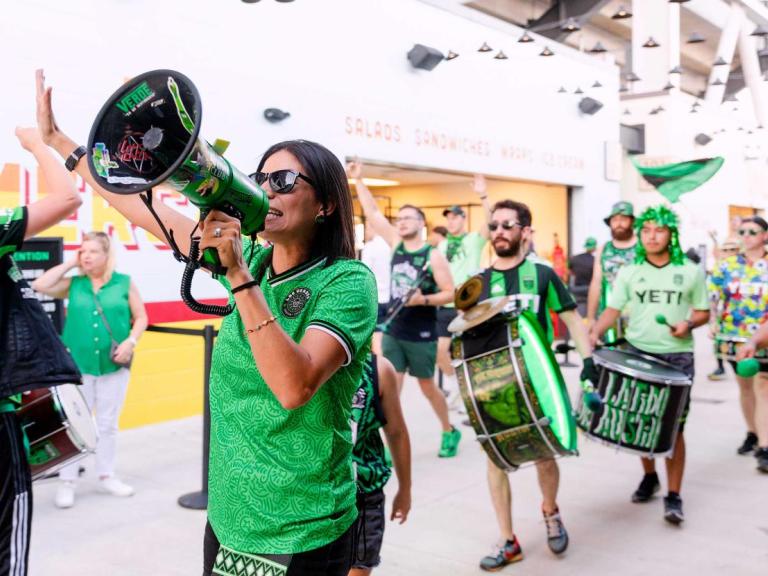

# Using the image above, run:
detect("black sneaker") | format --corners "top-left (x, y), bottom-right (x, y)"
top-left (737, 432), bottom-right (759, 455)
top-left (479, 538), bottom-right (523, 572)
top-left (707, 367), bottom-right (727, 381)
top-left (543, 508), bottom-right (569, 555)
top-left (631, 472), bottom-right (660, 503)
top-left (663, 493), bottom-right (684, 525)
top-left (756, 447), bottom-right (768, 474)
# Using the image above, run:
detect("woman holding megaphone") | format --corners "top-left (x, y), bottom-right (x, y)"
top-left (36, 70), bottom-right (377, 574)
top-left (736, 323), bottom-right (768, 474)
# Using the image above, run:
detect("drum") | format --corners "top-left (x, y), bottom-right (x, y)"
top-left (17, 385), bottom-right (97, 480)
top-left (715, 334), bottom-right (768, 364)
top-left (577, 348), bottom-right (691, 457)
top-left (451, 309), bottom-right (577, 472)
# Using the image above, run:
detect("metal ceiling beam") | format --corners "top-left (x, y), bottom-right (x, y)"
top-left (528, 0), bottom-right (613, 41)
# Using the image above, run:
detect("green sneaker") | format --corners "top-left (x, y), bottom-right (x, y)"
top-left (439, 426), bottom-right (462, 458)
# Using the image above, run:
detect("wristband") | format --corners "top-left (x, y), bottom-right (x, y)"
top-left (231, 279), bottom-right (259, 294)
top-left (128, 336), bottom-right (138, 346)
top-left (65, 145), bottom-right (86, 172)
top-left (686, 320), bottom-right (696, 332)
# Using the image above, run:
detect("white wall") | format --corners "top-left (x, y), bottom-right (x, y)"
top-left (0, 0), bottom-right (621, 306)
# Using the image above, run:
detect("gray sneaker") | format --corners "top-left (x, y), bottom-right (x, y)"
top-left (543, 508), bottom-right (569, 555)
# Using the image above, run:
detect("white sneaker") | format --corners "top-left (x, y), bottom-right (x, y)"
top-left (55, 482), bottom-right (76, 509)
top-left (98, 477), bottom-right (135, 497)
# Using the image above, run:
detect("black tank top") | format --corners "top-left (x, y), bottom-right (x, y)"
top-left (387, 243), bottom-right (438, 342)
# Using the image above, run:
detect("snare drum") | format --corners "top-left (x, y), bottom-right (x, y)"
top-left (17, 385), bottom-right (97, 480)
top-left (577, 349), bottom-right (691, 457)
top-left (715, 334), bottom-right (768, 364)
top-left (451, 310), bottom-right (577, 472)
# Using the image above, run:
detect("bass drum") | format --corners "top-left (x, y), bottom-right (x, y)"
top-left (451, 309), bottom-right (577, 472)
top-left (17, 384), bottom-right (97, 480)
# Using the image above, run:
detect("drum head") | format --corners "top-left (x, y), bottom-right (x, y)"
top-left (54, 385), bottom-right (98, 450)
top-left (517, 312), bottom-right (577, 452)
top-left (447, 296), bottom-right (509, 333)
top-left (593, 349), bottom-right (690, 385)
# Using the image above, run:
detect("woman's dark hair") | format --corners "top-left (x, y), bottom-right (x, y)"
top-left (491, 199), bottom-right (533, 227)
top-left (256, 140), bottom-right (355, 265)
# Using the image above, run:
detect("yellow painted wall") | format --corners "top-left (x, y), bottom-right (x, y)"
top-left (118, 319), bottom-right (222, 430)
top-left (358, 178), bottom-right (569, 264)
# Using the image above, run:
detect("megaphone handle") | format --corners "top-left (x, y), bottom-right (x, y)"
top-left (201, 247), bottom-right (228, 278)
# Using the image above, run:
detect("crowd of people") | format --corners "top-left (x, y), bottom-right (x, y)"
top-left (0, 69), bottom-right (766, 576)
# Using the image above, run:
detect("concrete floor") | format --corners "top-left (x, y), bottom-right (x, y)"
top-left (30, 334), bottom-right (768, 575)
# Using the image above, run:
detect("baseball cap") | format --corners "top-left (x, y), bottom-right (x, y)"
top-left (603, 201), bottom-right (634, 225)
top-left (741, 215), bottom-right (768, 231)
top-left (442, 205), bottom-right (466, 217)
top-left (584, 237), bottom-right (597, 250)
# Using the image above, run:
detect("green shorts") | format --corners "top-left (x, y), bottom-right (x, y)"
top-left (381, 334), bottom-right (437, 379)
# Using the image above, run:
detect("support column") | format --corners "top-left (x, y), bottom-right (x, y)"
top-left (631, 0), bottom-right (680, 93)
top-left (705, 3), bottom-right (744, 108)
top-left (738, 19), bottom-right (768, 127)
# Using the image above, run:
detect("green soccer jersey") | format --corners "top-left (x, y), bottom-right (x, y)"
top-left (607, 260), bottom-right (708, 354)
top-left (485, 258), bottom-right (577, 343)
top-left (439, 232), bottom-right (486, 307)
top-left (351, 354), bottom-right (391, 494)
top-left (207, 240), bottom-right (377, 555)
top-left (1, 206), bottom-right (27, 407)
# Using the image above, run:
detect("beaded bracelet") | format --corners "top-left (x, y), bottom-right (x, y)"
top-left (245, 316), bottom-right (276, 334)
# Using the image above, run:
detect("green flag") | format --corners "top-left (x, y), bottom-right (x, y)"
top-left (631, 156), bottom-right (724, 203)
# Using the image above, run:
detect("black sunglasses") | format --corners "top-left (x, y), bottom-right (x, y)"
top-left (738, 228), bottom-right (762, 237)
top-left (488, 220), bottom-right (521, 232)
top-left (249, 169), bottom-right (316, 194)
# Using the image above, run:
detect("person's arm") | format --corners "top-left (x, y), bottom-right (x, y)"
top-left (738, 322), bottom-right (768, 360)
top-left (586, 244), bottom-right (603, 325)
top-left (590, 307), bottom-right (622, 347)
top-left (378, 356), bottom-right (411, 524)
top-left (31, 255), bottom-right (77, 299)
top-left (113, 280), bottom-right (149, 365)
top-left (346, 160), bottom-right (399, 247)
top-left (670, 269), bottom-right (711, 338)
top-left (473, 174), bottom-right (493, 240)
top-left (35, 69), bottom-right (196, 254)
top-left (560, 310), bottom-right (592, 359)
top-left (200, 210), bottom-right (376, 409)
top-left (15, 127), bottom-right (81, 239)
top-left (408, 249), bottom-right (454, 307)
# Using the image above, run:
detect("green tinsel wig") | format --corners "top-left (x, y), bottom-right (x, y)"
top-left (633, 204), bottom-right (685, 265)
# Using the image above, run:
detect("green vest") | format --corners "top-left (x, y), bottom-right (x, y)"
top-left (600, 241), bottom-right (636, 312)
top-left (62, 273), bottom-right (132, 376)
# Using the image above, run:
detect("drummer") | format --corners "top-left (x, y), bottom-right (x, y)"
top-left (708, 216), bottom-right (768, 457)
top-left (586, 201), bottom-right (637, 335)
top-left (591, 205), bottom-right (709, 525)
top-left (735, 319), bottom-right (768, 473)
top-left (475, 199), bottom-right (598, 571)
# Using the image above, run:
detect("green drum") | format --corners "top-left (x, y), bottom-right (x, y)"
top-left (715, 334), bottom-right (768, 364)
top-left (451, 310), bottom-right (577, 472)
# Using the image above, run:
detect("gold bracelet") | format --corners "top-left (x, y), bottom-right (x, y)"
top-left (245, 316), bottom-right (276, 334)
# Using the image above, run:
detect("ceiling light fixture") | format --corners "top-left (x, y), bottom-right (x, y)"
top-left (446, 50), bottom-right (459, 60)
top-left (751, 25), bottom-right (768, 37)
top-left (687, 32), bottom-right (706, 44)
top-left (518, 31), bottom-right (534, 43)
top-left (711, 77), bottom-right (725, 86)
top-left (540, 46), bottom-right (555, 57)
top-left (713, 56), bottom-right (729, 66)
top-left (478, 42), bottom-right (492, 53)
top-left (612, 5), bottom-right (632, 19)
top-left (643, 37), bottom-right (660, 48)
top-left (669, 65), bottom-right (683, 74)
top-left (588, 42), bottom-right (607, 54)
top-left (561, 18), bottom-right (581, 33)
top-left (494, 50), bottom-right (508, 60)
top-left (625, 71), bottom-right (641, 82)
top-left (346, 178), bottom-right (400, 188)
top-left (592, 80), bottom-right (603, 88)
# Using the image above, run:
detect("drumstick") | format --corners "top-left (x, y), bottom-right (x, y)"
top-left (736, 358), bottom-right (760, 378)
top-left (655, 314), bottom-right (674, 329)
top-left (580, 380), bottom-right (604, 412)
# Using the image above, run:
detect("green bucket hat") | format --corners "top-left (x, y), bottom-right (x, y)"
top-left (584, 237), bottom-right (597, 250)
top-left (603, 201), bottom-right (635, 225)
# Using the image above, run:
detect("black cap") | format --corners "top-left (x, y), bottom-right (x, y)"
top-left (742, 215), bottom-right (768, 231)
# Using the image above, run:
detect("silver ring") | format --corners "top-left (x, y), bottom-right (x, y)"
top-left (214, 227), bottom-right (222, 238)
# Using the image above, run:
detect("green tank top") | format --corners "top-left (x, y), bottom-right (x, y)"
top-left (600, 241), bottom-right (636, 312)
top-left (62, 273), bottom-right (132, 376)
top-left (351, 355), bottom-right (391, 494)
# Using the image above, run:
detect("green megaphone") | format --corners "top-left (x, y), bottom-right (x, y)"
top-left (87, 70), bottom-right (269, 315)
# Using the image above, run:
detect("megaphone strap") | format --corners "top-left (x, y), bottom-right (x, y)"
top-left (139, 190), bottom-right (189, 264)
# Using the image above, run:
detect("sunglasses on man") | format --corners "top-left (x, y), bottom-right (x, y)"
top-left (738, 228), bottom-right (763, 237)
top-left (249, 169), bottom-right (316, 194)
top-left (488, 220), bottom-right (521, 232)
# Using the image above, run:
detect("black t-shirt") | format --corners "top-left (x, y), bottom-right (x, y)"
top-left (387, 243), bottom-right (438, 342)
top-left (568, 251), bottom-right (594, 292)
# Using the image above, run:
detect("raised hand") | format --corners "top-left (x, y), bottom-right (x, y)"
top-left (35, 69), bottom-right (61, 146)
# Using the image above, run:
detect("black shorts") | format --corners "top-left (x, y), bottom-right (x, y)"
top-left (436, 307), bottom-right (458, 338)
top-left (626, 344), bottom-right (694, 433)
top-left (351, 489), bottom-right (386, 569)
top-left (374, 303), bottom-right (388, 333)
